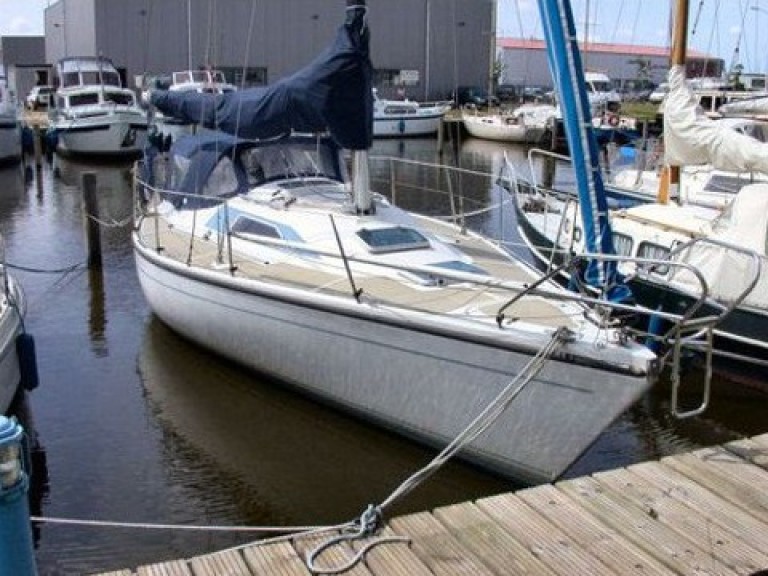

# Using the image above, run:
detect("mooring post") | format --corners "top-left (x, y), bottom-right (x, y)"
top-left (33, 126), bottom-right (42, 171)
top-left (82, 172), bottom-right (102, 268)
top-left (0, 416), bottom-right (38, 576)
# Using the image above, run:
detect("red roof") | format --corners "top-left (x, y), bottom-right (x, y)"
top-left (497, 37), bottom-right (716, 60)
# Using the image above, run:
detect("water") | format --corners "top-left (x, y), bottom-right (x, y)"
top-left (3, 138), bottom-right (766, 575)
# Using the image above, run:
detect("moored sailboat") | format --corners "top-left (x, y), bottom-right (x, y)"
top-left (133, 0), bottom-right (722, 484)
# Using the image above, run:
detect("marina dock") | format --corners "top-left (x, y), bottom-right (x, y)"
top-left (93, 433), bottom-right (768, 575)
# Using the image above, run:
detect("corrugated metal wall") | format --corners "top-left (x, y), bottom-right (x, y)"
top-left (45, 0), bottom-right (493, 101)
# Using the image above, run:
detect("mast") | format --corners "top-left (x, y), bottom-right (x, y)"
top-left (536, 0), bottom-right (628, 300)
top-left (664, 0), bottom-right (689, 204)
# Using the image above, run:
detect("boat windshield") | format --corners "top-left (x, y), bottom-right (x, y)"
top-left (240, 142), bottom-right (339, 185)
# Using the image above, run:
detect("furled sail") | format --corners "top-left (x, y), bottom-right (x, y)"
top-left (663, 65), bottom-right (768, 172)
top-left (149, 2), bottom-right (373, 151)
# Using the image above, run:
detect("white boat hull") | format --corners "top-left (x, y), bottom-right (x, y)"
top-left (0, 277), bottom-right (24, 413)
top-left (373, 112), bottom-right (445, 137)
top-left (135, 242), bottom-right (653, 484)
top-left (0, 116), bottom-right (21, 164)
top-left (52, 112), bottom-right (148, 157)
top-left (463, 114), bottom-right (547, 143)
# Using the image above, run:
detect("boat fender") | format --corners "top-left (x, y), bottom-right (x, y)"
top-left (16, 333), bottom-right (39, 391)
top-left (398, 119), bottom-right (405, 134)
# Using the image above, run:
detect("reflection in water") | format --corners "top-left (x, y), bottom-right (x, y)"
top-left (139, 317), bottom-right (511, 526)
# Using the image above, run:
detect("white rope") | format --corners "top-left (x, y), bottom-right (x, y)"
top-left (305, 326), bottom-right (572, 574)
top-left (29, 516), bottom-right (325, 533)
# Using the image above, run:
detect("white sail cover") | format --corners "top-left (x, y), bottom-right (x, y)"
top-left (670, 183), bottom-right (768, 308)
top-left (664, 65), bottom-right (768, 173)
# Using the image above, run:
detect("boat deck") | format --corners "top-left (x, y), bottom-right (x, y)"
top-left (136, 214), bottom-right (581, 330)
top-left (93, 433), bottom-right (768, 575)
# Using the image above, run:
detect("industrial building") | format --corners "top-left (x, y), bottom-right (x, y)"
top-left (35, 0), bottom-right (495, 102)
top-left (497, 37), bottom-right (724, 94)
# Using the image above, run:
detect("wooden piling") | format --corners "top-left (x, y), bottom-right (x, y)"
top-left (82, 172), bottom-right (102, 268)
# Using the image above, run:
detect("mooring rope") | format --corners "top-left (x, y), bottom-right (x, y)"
top-left (29, 327), bottom-right (572, 575)
top-left (305, 326), bottom-right (573, 574)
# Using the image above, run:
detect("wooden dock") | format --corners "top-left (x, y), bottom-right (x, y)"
top-left (94, 434), bottom-right (768, 575)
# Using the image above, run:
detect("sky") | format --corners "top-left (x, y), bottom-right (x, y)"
top-left (1, 0), bottom-right (767, 73)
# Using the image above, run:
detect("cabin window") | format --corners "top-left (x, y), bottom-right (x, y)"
top-left (62, 72), bottom-right (80, 87)
top-left (612, 232), bottom-right (633, 256)
top-left (82, 71), bottom-right (101, 85)
top-left (202, 157), bottom-right (239, 198)
top-left (102, 71), bottom-right (121, 86)
top-left (69, 93), bottom-right (99, 107)
top-left (231, 216), bottom-right (281, 239)
top-left (637, 242), bottom-right (670, 275)
top-left (103, 92), bottom-right (134, 106)
top-left (357, 226), bottom-right (430, 253)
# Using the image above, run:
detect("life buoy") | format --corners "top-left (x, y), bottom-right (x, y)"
top-left (607, 114), bottom-right (620, 127)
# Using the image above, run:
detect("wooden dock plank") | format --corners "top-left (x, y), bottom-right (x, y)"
top-left (432, 500), bottom-right (559, 575)
top-left (476, 492), bottom-right (618, 576)
top-left (517, 484), bottom-right (676, 575)
top-left (290, 532), bottom-right (374, 576)
top-left (593, 466), bottom-right (768, 573)
top-left (241, 540), bottom-right (312, 576)
top-left (556, 475), bottom-right (739, 575)
top-left (349, 526), bottom-right (435, 576)
top-left (136, 560), bottom-right (192, 576)
top-left (187, 549), bottom-right (253, 576)
top-left (662, 448), bottom-right (768, 523)
top-left (723, 436), bottom-right (768, 469)
top-left (389, 510), bottom-right (496, 575)
top-left (631, 460), bottom-right (768, 555)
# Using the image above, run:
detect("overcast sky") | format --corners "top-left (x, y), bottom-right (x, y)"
top-left (2, 0), bottom-right (766, 73)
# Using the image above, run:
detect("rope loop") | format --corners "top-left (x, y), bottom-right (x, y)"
top-left (305, 504), bottom-right (409, 575)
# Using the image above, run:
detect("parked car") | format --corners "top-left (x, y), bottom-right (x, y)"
top-left (454, 85), bottom-right (499, 108)
top-left (26, 86), bottom-right (55, 110)
top-left (495, 84), bottom-right (518, 103)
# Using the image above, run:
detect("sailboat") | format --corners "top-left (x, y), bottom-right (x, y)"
top-left (513, 0), bottom-right (768, 375)
top-left (133, 0), bottom-right (719, 484)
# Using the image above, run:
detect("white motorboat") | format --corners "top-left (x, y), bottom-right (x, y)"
top-left (142, 69), bottom-right (237, 144)
top-left (135, 0), bottom-right (716, 484)
top-left (373, 90), bottom-right (451, 137)
top-left (48, 57), bottom-right (148, 158)
top-left (462, 104), bottom-right (555, 143)
top-left (0, 78), bottom-right (21, 165)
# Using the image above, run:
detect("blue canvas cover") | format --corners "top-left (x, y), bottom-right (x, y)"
top-left (150, 3), bottom-right (373, 151)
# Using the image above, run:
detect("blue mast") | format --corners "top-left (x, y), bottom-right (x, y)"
top-left (536, 0), bottom-right (630, 302)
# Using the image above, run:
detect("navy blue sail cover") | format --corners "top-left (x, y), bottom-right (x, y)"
top-left (150, 3), bottom-right (373, 150)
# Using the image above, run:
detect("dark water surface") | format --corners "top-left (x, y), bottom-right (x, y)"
top-left (3, 138), bottom-right (766, 575)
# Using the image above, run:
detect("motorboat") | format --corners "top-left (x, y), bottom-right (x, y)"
top-left (48, 57), bottom-right (148, 158)
top-left (0, 78), bottom-right (21, 165)
top-left (134, 0), bottom-right (713, 484)
top-left (372, 89), bottom-right (451, 137)
top-left (142, 69), bottom-right (237, 144)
